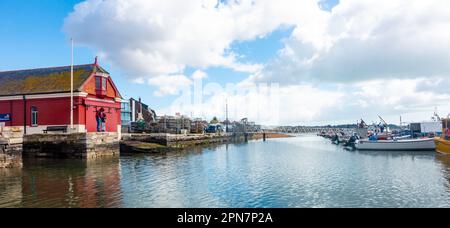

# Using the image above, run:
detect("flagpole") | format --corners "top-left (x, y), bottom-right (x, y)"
top-left (70, 38), bottom-right (74, 132)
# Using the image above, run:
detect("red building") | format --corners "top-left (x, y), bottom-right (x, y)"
top-left (0, 59), bottom-right (122, 135)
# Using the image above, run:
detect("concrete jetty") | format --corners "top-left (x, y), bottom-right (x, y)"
top-left (121, 133), bottom-right (243, 154)
top-left (122, 133), bottom-right (241, 148)
top-left (120, 132), bottom-right (294, 154)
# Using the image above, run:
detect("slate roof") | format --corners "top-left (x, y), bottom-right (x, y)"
top-left (0, 64), bottom-right (109, 96)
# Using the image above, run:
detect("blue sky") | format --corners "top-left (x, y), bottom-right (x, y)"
top-left (2, 0), bottom-right (448, 125)
top-left (0, 0), bottom-right (154, 104)
top-left (0, 0), bottom-right (154, 105)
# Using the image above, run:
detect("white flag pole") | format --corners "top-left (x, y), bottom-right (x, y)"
top-left (70, 38), bottom-right (74, 132)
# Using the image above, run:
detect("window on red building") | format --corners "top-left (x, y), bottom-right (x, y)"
top-left (95, 76), bottom-right (107, 96)
top-left (31, 106), bottom-right (38, 127)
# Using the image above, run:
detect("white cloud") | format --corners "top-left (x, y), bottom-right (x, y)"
top-left (231, 0), bottom-right (450, 124)
top-left (65, 0), bottom-right (450, 85)
top-left (158, 81), bottom-right (345, 125)
top-left (148, 74), bottom-right (192, 97)
top-left (191, 70), bottom-right (208, 80)
top-left (64, 0), bottom-right (326, 79)
top-left (253, 0), bottom-right (450, 84)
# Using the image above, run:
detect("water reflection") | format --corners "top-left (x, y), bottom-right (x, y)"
top-left (19, 158), bottom-right (122, 208)
top-left (0, 168), bottom-right (22, 208)
top-left (436, 155), bottom-right (450, 191)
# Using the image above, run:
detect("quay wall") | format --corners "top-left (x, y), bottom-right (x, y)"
top-left (0, 140), bottom-right (22, 168)
top-left (122, 133), bottom-right (258, 148)
top-left (23, 133), bottom-right (120, 159)
top-left (1, 126), bottom-right (24, 168)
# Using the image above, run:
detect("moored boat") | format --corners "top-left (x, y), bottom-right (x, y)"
top-left (356, 138), bottom-right (436, 151)
top-left (435, 118), bottom-right (450, 154)
top-left (435, 137), bottom-right (450, 154)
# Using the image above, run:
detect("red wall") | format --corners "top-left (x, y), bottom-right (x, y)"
top-left (0, 100), bottom-right (19, 127)
top-left (0, 97), bottom-right (83, 127)
top-left (0, 96), bottom-right (120, 133)
top-left (84, 96), bottom-right (121, 132)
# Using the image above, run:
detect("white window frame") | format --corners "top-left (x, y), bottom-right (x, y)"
top-left (31, 107), bottom-right (38, 127)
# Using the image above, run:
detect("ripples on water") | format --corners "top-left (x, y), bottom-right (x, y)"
top-left (1, 135), bottom-right (450, 208)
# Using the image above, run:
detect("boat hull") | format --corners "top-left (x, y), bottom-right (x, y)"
top-left (435, 137), bottom-right (450, 154)
top-left (356, 138), bottom-right (436, 151)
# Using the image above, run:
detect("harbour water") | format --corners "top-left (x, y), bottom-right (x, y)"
top-left (1, 135), bottom-right (450, 208)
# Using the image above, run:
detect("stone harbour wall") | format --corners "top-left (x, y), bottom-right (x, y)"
top-left (122, 132), bottom-right (258, 148)
top-left (0, 141), bottom-right (23, 168)
top-left (23, 133), bottom-right (120, 159)
top-left (85, 133), bottom-right (120, 159)
top-left (1, 126), bottom-right (24, 168)
top-left (165, 133), bottom-right (235, 148)
top-left (122, 133), bottom-right (169, 145)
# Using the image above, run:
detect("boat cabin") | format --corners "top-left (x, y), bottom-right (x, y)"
top-left (441, 118), bottom-right (450, 139)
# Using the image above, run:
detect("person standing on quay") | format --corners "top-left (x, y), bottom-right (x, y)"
top-left (96, 108), bottom-right (105, 132)
top-left (101, 109), bottom-right (107, 132)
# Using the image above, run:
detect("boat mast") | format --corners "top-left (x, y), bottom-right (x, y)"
top-left (225, 99), bottom-right (229, 133)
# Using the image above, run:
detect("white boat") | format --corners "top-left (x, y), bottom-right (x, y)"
top-left (355, 138), bottom-right (436, 151)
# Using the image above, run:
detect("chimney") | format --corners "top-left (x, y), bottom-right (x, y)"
top-left (94, 56), bottom-right (98, 66)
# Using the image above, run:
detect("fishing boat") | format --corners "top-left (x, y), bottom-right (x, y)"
top-left (342, 134), bottom-right (359, 148)
top-left (435, 118), bottom-right (450, 154)
top-left (356, 138), bottom-right (436, 151)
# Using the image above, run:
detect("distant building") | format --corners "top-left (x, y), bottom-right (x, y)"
top-left (230, 118), bottom-right (261, 133)
top-left (129, 98), bottom-right (156, 123)
top-left (0, 59), bottom-right (122, 135)
top-left (121, 97), bottom-right (157, 133)
top-left (120, 101), bottom-right (132, 132)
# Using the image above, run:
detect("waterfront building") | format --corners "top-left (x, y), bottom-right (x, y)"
top-left (120, 101), bottom-right (132, 133)
top-left (122, 98), bottom-right (157, 133)
top-left (129, 98), bottom-right (157, 123)
top-left (0, 59), bottom-right (122, 135)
